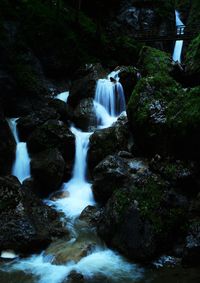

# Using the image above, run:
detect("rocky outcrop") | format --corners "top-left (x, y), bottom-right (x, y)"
top-left (97, 172), bottom-right (188, 262)
top-left (31, 148), bottom-right (65, 197)
top-left (17, 107), bottom-right (59, 141)
top-left (68, 64), bottom-right (107, 108)
top-left (27, 119), bottom-right (75, 165)
top-left (88, 113), bottom-right (132, 173)
top-left (73, 98), bottom-right (97, 131)
top-left (0, 115), bottom-right (16, 175)
top-left (92, 154), bottom-right (149, 203)
top-left (0, 176), bottom-right (67, 254)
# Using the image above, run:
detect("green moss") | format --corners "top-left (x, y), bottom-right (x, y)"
top-left (138, 46), bottom-right (172, 76)
top-left (185, 34), bottom-right (200, 75)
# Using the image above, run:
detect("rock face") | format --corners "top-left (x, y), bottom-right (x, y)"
top-left (0, 116), bottom-right (16, 175)
top-left (17, 107), bottom-right (59, 141)
top-left (127, 47), bottom-right (200, 159)
top-left (73, 98), bottom-right (97, 131)
top-left (88, 113), bottom-right (132, 173)
top-left (97, 170), bottom-right (188, 262)
top-left (27, 119), bottom-right (75, 165)
top-left (92, 154), bottom-right (149, 203)
top-left (68, 64), bottom-right (107, 108)
top-left (0, 176), bottom-right (67, 254)
top-left (31, 148), bottom-right (65, 197)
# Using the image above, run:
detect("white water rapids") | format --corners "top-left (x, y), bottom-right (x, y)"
top-left (1, 72), bottom-right (144, 283)
top-left (172, 10), bottom-right (185, 63)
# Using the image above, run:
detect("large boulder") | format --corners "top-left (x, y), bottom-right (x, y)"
top-left (92, 154), bottom-right (149, 203)
top-left (88, 113), bottom-right (132, 173)
top-left (0, 115), bottom-right (16, 175)
top-left (17, 107), bottom-right (59, 141)
top-left (0, 176), bottom-right (67, 254)
top-left (68, 64), bottom-right (107, 108)
top-left (31, 148), bottom-right (65, 197)
top-left (48, 98), bottom-right (74, 124)
top-left (73, 98), bottom-right (97, 131)
top-left (127, 72), bottom-right (200, 159)
top-left (27, 119), bottom-right (75, 165)
top-left (97, 174), bottom-right (188, 262)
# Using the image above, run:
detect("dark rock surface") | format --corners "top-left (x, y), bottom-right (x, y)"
top-left (0, 115), bottom-right (16, 175)
top-left (0, 176), bottom-right (67, 254)
top-left (31, 148), bottom-right (65, 197)
top-left (88, 113), bottom-right (132, 173)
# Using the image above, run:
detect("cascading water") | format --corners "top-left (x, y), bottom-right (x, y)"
top-left (55, 91), bottom-right (69, 103)
top-left (8, 118), bottom-right (30, 183)
top-left (1, 72), bottom-right (143, 283)
top-left (173, 10), bottom-right (185, 62)
top-left (94, 70), bottom-right (126, 118)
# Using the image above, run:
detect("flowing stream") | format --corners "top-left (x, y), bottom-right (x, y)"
top-left (172, 10), bottom-right (185, 62)
top-left (8, 118), bottom-right (31, 183)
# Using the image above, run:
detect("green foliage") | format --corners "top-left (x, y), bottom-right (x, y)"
top-left (185, 34), bottom-right (200, 75)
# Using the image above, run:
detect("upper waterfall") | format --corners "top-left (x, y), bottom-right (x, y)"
top-left (173, 10), bottom-right (185, 62)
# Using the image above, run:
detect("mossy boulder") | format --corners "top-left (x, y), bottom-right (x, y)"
top-left (127, 73), bottom-right (200, 158)
top-left (98, 175), bottom-right (188, 262)
top-left (137, 46), bottom-right (173, 76)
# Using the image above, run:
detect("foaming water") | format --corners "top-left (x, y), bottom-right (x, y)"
top-left (93, 101), bottom-right (117, 128)
top-left (173, 10), bottom-right (185, 62)
top-left (8, 118), bottom-right (30, 183)
top-left (47, 126), bottom-right (95, 218)
top-left (55, 91), bottom-right (69, 103)
top-left (4, 249), bottom-right (143, 283)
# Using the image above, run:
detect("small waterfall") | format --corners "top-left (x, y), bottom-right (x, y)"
top-left (94, 70), bottom-right (126, 118)
top-left (55, 91), bottom-right (69, 103)
top-left (48, 127), bottom-right (95, 218)
top-left (173, 10), bottom-right (185, 62)
top-left (8, 118), bottom-right (31, 183)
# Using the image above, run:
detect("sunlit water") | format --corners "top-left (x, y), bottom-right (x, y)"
top-left (8, 118), bottom-right (30, 183)
top-left (172, 10), bottom-right (185, 62)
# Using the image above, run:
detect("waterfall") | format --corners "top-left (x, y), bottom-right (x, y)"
top-left (2, 71), bottom-right (144, 283)
top-left (8, 118), bottom-right (31, 183)
top-left (173, 10), bottom-right (185, 62)
top-left (94, 70), bottom-right (126, 119)
top-left (55, 91), bottom-right (69, 103)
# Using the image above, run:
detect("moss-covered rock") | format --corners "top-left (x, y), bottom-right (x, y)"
top-left (127, 70), bottom-right (200, 159)
top-left (98, 174), bottom-right (188, 262)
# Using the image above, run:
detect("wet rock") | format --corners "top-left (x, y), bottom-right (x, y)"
top-left (73, 98), bottom-right (97, 131)
top-left (79, 205), bottom-right (100, 227)
top-left (48, 99), bottom-right (74, 124)
top-left (31, 148), bottom-right (65, 197)
top-left (182, 221), bottom-right (200, 266)
top-left (17, 107), bottom-right (59, 141)
top-left (68, 63), bottom-right (106, 108)
top-left (97, 171), bottom-right (188, 262)
top-left (92, 154), bottom-right (149, 203)
top-left (65, 271), bottom-right (84, 283)
top-left (0, 115), bottom-right (16, 175)
top-left (27, 119), bottom-right (75, 166)
top-left (88, 113), bottom-right (132, 174)
top-left (0, 176), bottom-right (67, 254)
top-left (46, 238), bottom-right (95, 265)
